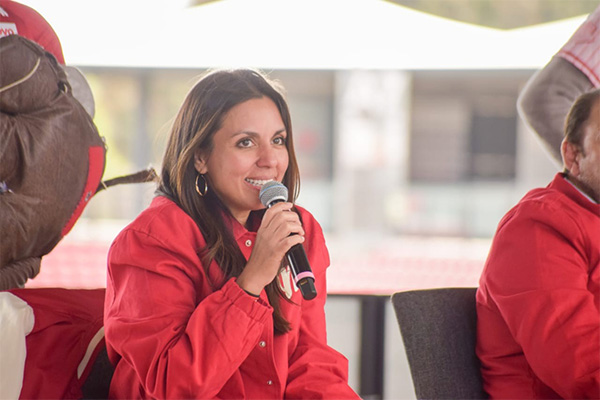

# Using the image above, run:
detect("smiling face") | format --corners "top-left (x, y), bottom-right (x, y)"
top-left (194, 97), bottom-right (289, 226)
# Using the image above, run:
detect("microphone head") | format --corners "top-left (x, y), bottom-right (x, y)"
top-left (259, 181), bottom-right (288, 207)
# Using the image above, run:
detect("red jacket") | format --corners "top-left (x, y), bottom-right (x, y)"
top-left (8, 288), bottom-right (105, 399)
top-left (104, 196), bottom-right (358, 399)
top-left (477, 173), bottom-right (600, 398)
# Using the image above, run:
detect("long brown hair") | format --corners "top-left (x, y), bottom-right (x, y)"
top-left (158, 69), bottom-right (300, 334)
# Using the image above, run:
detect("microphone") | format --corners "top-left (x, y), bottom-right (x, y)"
top-left (259, 181), bottom-right (317, 301)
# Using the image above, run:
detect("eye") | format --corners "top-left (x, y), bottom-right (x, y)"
top-left (273, 136), bottom-right (286, 146)
top-left (237, 138), bottom-right (253, 148)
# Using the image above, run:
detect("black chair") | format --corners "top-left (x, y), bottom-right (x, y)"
top-left (81, 345), bottom-right (114, 399)
top-left (391, 288), bottom-right (487, 399)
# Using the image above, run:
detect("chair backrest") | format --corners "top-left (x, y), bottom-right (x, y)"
top-left (391, 288), bottom-right (487, 399)
top-left (81, 345), bottom-right (114, 399)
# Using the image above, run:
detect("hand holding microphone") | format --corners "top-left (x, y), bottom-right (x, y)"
top-left (259, 182), bottom-right (317, 301)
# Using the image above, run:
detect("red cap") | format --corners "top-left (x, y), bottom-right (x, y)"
top-left (0, 1), bottom-right (65, 64)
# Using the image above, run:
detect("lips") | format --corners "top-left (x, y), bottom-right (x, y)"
top-left (245, 178), bottom-right (274, 188)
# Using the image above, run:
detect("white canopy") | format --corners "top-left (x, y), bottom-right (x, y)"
top-left (21, 0), bottom-right (586, 69)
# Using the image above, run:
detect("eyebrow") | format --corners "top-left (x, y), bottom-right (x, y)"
top-left (231, 129), bottom-right (287, 139)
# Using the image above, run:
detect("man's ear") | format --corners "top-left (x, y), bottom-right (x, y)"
top-left (561, 138), bottom-right (582, 177)
top-left (194, 149), bottom-right (208, 174)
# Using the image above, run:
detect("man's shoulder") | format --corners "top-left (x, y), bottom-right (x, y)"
top-left (499, 179), bottom-right (598, 237)
top-left (507, 187), bottom-right (574, 222)
top-left (519, 185), bottom-right (566, 210)
top-left (518, 175), bottom-right (597, 217)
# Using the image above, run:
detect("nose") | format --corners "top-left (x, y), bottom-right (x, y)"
top-left (257, 144), bottom-right (278, 168)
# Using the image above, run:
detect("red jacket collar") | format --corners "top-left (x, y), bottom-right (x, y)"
top-left (223, 209), bottom-right (265, 241)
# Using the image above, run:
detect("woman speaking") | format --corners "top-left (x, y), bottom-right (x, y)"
top-left (103, 69), bottom-right (359, 399)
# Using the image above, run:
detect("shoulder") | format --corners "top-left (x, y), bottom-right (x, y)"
top-left (497, 181), bottom-right (596, 243)
top-left (294, 205), bottom-right (330, 266)
top-left (500, 189), bottom-right (570, 230)
top-left (295, 205), bottom-right (324, 236)
top-left (107, 197), bottom-right (210, 285)
top-left (516, 186), bottom-right (569, 214)
top-left (125, 196), bottom-right (188, 229)
top-left (113, 196), bottom-right (205, 249)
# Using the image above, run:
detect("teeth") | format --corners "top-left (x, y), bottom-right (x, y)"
top-left (245, 178), bottom-right (273, 187)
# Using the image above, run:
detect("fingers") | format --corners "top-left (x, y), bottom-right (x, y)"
top-left (262, 202), bottom-right (305, 238)
top-left (270, 217), bottom-right (305, 241)
top-left (238, 203), bottom-right (305, 294)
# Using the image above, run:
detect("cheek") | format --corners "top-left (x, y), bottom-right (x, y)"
top-left (279, 151), bottom-right (290, 170)
top-left (593, 151), bottom-right (600, 167)
top-left (231, 157), bottom-right (257, 175)
top-left (584, 151), bottom-right (600, 172)
top-left (210, 152), bottom-right (246, 175)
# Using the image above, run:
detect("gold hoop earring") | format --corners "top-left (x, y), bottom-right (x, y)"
top-left (195, 174), bottom-right (208, 197)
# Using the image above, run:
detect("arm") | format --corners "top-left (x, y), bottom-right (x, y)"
top-left (517, 5), bottom-right (600, 164)
top-left (484, 202), bottom-right (599, 398)
top-left (284, 213), bottom-right (359, 399)
top-left (105, 228), bottom-right (272, 399)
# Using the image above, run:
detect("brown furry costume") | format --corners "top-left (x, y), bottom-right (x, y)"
top-left (0, 35), bottom-right (155, 289)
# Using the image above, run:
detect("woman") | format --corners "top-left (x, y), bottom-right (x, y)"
top-left (104, 69), bottom-right (359, 399)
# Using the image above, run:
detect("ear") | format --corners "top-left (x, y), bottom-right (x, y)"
top-left (193, 149), bottom-right (208, 174)
top-left (561, 138), bottom-right (582, 177)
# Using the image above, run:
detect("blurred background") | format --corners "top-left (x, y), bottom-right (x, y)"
top-left (20, 0), bottom-right (598, 398)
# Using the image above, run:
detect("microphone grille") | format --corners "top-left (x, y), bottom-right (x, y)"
top-left (259, 181), bottom-right (288, 207)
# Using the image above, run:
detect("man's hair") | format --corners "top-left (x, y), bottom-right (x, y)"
top-left (564, 88), bottom-right (600, 147)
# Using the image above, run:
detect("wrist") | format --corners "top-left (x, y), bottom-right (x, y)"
top-left (242, 288), bottom-right (260, 298)
top-left (236, 275), bottom-right (262, 297)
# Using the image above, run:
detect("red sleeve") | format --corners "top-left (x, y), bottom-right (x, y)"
top-left (104, 227), bottom-right (273, 399)
top-left (284, 210), bottom-right (359, 399)
top-left (481, 201), bottom-right (600, 398)
top-left (10, 288), bottom-right (105, 399)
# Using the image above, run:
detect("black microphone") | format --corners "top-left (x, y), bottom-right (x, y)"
top-left (259, 181), bottom-right (317, 301)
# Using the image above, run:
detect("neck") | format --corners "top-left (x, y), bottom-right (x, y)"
top-left (236, 215), bottom-right (249, 229)
top-left (565, 174), bottom-right (599, 203)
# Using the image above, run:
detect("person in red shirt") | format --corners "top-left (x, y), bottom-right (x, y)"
top-left (476, 89), bottom-right (600, 398)
top-left (0, 0), bottom-right (65, 64)
top-left (104, 69), bottom-right (359, 399)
